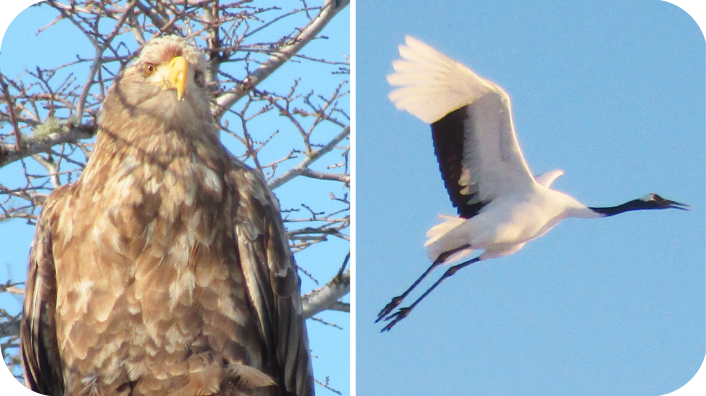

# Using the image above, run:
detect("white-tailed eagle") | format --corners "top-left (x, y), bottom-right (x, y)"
top-left (21, 35), bottom-right (314, 396)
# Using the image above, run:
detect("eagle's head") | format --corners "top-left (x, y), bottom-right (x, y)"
top-left (100, 35), bottom-right (213, 133)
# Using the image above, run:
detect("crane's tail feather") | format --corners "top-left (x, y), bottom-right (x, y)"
top-left (387, 36), bottom-right (498, 124)
top-left (425, 215), bottom-right (474, 263)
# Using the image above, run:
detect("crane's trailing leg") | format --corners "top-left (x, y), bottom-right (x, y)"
top-left (376, 245), bottom-right (471, 323)
top-left (375, 260), bottom-right (441, 322)
top-left (380, 256), bottom-right (482, 332)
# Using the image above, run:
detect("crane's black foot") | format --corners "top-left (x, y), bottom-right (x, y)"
top-left (376, 295), bottom-right (404, 323)
top-left (380, 307), bottom-right (412, 332)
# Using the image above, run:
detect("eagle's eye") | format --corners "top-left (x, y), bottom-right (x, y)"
top-left (143, 63), bottom-right (156, 76)
top-left (194, 70), bottom-right (204, 86)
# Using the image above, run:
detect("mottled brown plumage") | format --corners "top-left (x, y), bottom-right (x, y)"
top-left (21, 36), bottom-right (314, 396)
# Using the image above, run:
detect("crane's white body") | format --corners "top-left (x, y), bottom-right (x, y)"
top-left (388, 36), bottom-right (603, 264)
top-left (425, 187), bottom-right (601, 263)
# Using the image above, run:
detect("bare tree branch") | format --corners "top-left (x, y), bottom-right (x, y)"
top-left (212, 0), bottom-right (350, 120)
top-left (0, 120), bottom-right (96, 168)
top-left (302, 270), bottom-right (350, 319)
top-left (269, 126), bottom-right (350, 190)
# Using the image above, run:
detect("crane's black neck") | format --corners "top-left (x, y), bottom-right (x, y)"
top-left (589, 199), bottom-right (657, 217)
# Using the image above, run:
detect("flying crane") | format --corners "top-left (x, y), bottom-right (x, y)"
top-left (376, 36), bottom-right (689, 332)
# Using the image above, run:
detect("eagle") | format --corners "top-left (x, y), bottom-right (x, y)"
top-left (20, 36), bottom-right (314, 396)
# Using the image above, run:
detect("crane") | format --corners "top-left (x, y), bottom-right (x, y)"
top-left (376, 36), bottom-right (689, 332)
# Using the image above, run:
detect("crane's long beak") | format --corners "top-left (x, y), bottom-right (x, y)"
top-left (167, 56), bottom-right (188, 101)
top-left (666, 199), bottom-right (690, 211)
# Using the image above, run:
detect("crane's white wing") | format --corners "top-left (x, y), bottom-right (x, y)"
top-left (535, 169), bottom-right (564, 188)
top-left (388, 36), bottom-right (537, 218)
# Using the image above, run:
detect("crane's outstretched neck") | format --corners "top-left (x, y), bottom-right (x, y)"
top-left (589, 193), bottom-right (689, 217)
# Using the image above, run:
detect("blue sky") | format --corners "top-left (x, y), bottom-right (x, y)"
top-left (357, 1), bottom-right (704, 396)
top-left (0, 1), bottom-right (349, 395)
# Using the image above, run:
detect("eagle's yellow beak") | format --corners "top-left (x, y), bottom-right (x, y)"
top-left (167, 56), bottom-right (188, 101)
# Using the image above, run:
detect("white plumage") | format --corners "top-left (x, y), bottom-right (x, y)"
top-left (377, 36), bottom-right (688, 332)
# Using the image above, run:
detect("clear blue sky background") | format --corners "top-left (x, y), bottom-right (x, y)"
top-left (357, 1), bottom-right (704, 396)
top-left (0, 1), bottom-right (350, 395)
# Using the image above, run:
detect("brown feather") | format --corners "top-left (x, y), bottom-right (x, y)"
top-left (21, 35), bottom-right (314, 396)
